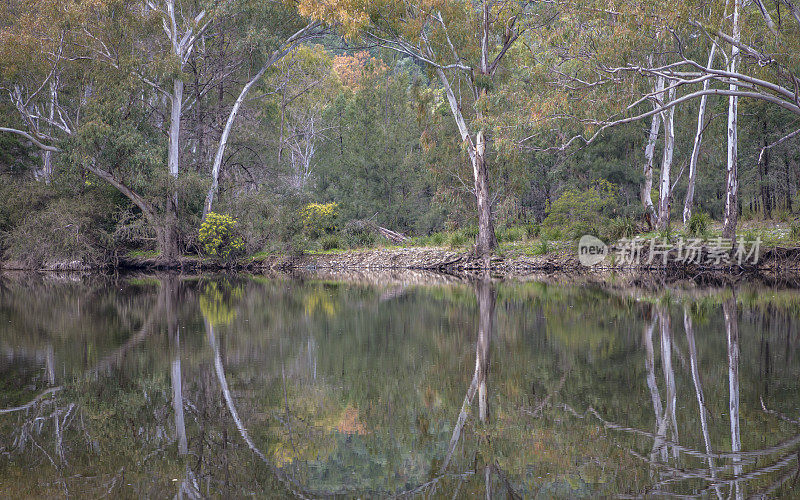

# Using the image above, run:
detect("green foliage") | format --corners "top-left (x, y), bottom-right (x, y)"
top-left (497, 226), bottom-right (526, 243)
top-left (606, 216), bottom-right (639, 240)
top-left (525, 223), bottom-right (541, 238)
top-left (790, 223), bottom-right (800, 241)
top-left (199, 213), bottom-right (245, 262)
top-left (542, 181), bottom-right (619, 239)
top-left (3, 196), bottom-right (115, 268)
top-left (777, 209), bottom-right (792, 222)
top-left (340, 223), bottom-right (378, 249)
top-left (430, 232), bottom-right (446, 246)
top-left (448, 231), bottom-right (468, 247)
top-left (320, 234), bottom-right (342, 251)
top-left (687, 211), bottom-right (711, 237)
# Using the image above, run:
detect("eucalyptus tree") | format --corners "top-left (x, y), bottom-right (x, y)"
top-left (0, 0), bottom-right (89, 182)
top-left (259, 45), bottom-right (341, 193)
top-left (338, 0), bottom-right (547, 262)
top-left (1, 0), bottom-right (326, 260)
top-left (202, 16), bottom-right (327, 215)
top-left (535, 0), bottom-right (800, 238)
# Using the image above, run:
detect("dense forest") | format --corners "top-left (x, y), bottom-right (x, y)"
top-left (1, 0), bottom-right (799, 267)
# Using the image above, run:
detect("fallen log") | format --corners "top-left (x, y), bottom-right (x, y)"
top-left (376, 225), bottom-right (408, 243)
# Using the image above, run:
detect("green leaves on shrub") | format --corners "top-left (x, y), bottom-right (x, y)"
top-left (687, 211), bottom-right (711, 237)
top-left (543, 180), bottom-right (619, 239)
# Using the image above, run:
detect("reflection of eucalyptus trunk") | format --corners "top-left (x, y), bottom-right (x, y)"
top-left (476, 279), bottom-right (495, 424)
top-left (441, 279), bottom-right (496, 471)
top-left (46, 344), bottom-right (55, 386)
top-left (657, 304), bottom-right (679, 460)
top-left (204, 316), bottom-right (313, 497)
top-left (684, 306), bottom-right (723, 500)
top-left (723, 297), bottom-right (742, 499)
top-left (165, 276), bottom-right (188, 456)
top-left (643, 310), bottom-right (665, 465)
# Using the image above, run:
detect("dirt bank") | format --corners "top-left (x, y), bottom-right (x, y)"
top-left (251, 244), bottom-right (800, 287)
top-left (4, 244), bottom-right (800, 286)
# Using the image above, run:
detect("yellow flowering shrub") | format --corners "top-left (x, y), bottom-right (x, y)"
top-left (198, 213), bottom-right (245, 262)
top-left (301, 202), bottom-right (338, 237)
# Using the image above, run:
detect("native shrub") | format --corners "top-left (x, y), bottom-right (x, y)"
top-left (199, 213), bottom-right (245, 262)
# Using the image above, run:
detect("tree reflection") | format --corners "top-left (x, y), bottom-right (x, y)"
top-left (684, 304), bottom-right (723, 500)
top-left (560, 294), bottom-right (800, 498)
top-left (2, 275), bottom-right (800, 498)
top-left (164, 275), bottom-right (188, 456)
top-left (723, 295), bottom-right (743, 500)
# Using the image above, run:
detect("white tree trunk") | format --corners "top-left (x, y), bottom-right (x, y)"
top-left (168, 78), bottom-right (183, 178)
top-left (683, 44), bottom-right (717, 226)
top-left (658, 305), bottom-right (678, 460)
top-left (657, 83), bottom-right (676, 230)
top-left (642, 77), bottom-right (663, 225)
top-left (643, 315), bottom-right (665, 463)
top-left (41, 80), bottom-right (57, 183)
top-left (203, 63), bottom-right (274, 216)
top-left (171, 356), bottom-right (188, 455)
top-left (203, 23), bottom-right (320, 216)
top-left (723, 0), bottom-right (741, 241)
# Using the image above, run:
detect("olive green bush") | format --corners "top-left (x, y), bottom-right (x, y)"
top-left (542, 180), bottom-right (619, 239)
top-left (3, 197), bottom-right (115, 268)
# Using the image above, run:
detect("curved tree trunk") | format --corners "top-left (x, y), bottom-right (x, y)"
top-left (684, 45), bottom-right (718, 226)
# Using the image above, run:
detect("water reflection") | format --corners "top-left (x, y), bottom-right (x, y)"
top-left (0, 273), bottom-right (799, 498)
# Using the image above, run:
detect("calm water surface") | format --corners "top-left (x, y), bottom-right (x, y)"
top-left (1, 272), bottom-right (799, 498)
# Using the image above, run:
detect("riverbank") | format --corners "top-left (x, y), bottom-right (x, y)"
top-left (4, 242), bottom-right (800, 286)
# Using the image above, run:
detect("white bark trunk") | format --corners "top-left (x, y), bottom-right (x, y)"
top-left (657, 84), bottom-right (676, 230)
top-left (41, 80), bottom-right (57, 183)
top-left (168, 78), bottom-right (183, 178)
top-left (644, 315), bottom-right (665, 463)
top-left (724, 0), bottom-right (741, 241)
top-left (203, 66), bottom-right (266, 216)
top-left (683, 44), bottom-right (718, 226)
top-left (203, 23), bottom-right (320, 216)
top-left (658, 305), bottom-right (678, 460)
top-left (642, 76), bottom-right (663, 224)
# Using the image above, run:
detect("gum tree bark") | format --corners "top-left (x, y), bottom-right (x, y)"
top-left (144, 0), bottom-right (211, 260)
top-left (433, 64), bottom-right (496, 264)
top-left (723, 0), bottom-right (742, 241)
top-left (367, 2), bottom-right (523, 265)
top-left (642, 88), bottom-right (661, 226)
top-left (657, 84), bottom-right (676, 230)
top-left (641, 52), bottom-right (663, 226)
top-left (683, 44), bottom-right (718, 226)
